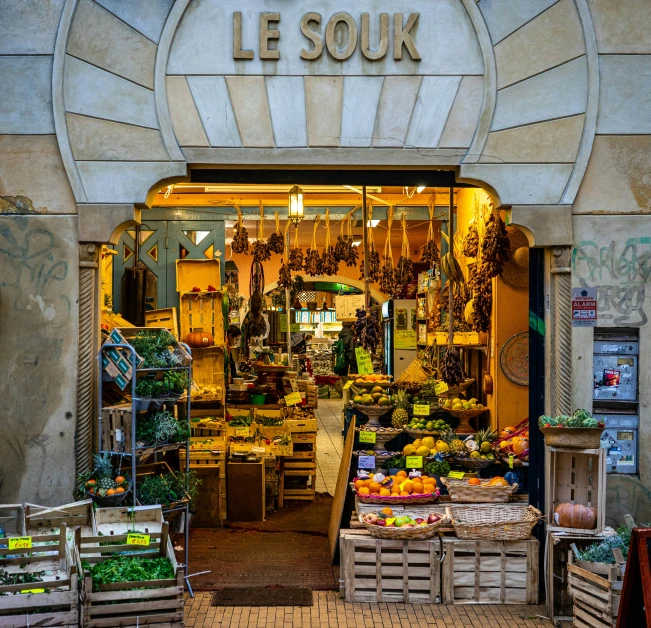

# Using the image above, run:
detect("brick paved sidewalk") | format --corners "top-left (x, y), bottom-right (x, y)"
top-left (185, 591), bottom-right (561, 627)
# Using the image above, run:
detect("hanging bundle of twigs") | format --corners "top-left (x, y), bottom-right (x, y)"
top-left (420, 203), bottom-right (440, 269)
top-left (481, 210), bottom-right (511, 277)
top-left (359, 206), bottom-right (381, 283)
top-left (462, 224), bottom-right (479, 258)
top-left (320, 209), bottom-right (338, 275)
top-left (268, 210), bottom-right (285, 254)
top-left (334, 213), bottom-right (349, 262)
top-left (304, 215), bottom-right (322, 276)
top-left (395, 213), bottom-right (414, 290)
top-left (278, 223), bottom-right (292, 290)
top-left (379, 207), bottom-right (396, 295)
top-left (232, 205), bottom-right (249, 253)
top-left (252, 203), bottom-right (271, 263)
top-left (288, 224), bottom-right (304, 271)
top-left (342, 215), bottom-right (358, 267)
top-left (469, 263), bottom-right (492, 332)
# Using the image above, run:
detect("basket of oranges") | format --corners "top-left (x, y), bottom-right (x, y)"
top-left (351, 470), bottom-right (440, 505)
top-left (441, 476), bottom-right (518, 502)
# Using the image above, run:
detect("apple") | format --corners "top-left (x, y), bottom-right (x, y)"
top-left (375, 520), bottom-right (386, 527)
top-left (414, 518), bottom-right (425, 524)
top-left (364, 513), bottom-right (378, 524)
top-left (427, 514), bottom-right (441, 524)
top-left (402, 523), bottom-right (414, 528)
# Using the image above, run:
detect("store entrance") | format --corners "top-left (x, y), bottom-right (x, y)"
top-left (100, 173), bottom-right (532, 594)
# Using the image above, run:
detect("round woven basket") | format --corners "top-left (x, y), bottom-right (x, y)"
top-left (445, 407), bottom-right (488, 420)
top-left (540, 427), bottom-right (604, 449)
top-left (446, 504), bottom-right (541, 541)
top-left (359, 513), bottom-right (443, 540)
top-left (353, 489), bottom-right (440, 505)
top-left (442, 477), bottom-right (518, 502)
top-left (449, 456), bottom-right (496, 470)
top-left (88, 485), bottom-right (131, 508)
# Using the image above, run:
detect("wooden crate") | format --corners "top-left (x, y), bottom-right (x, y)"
top-left (568, 563), bottom-right (621, 628)
top-left (180, 292), bottom-right (224, 344)
top-left (0, 504), bottom-right (25, 537)
top-left (179, 436), bottom-right (227, 468)
top-left (117, 326), bottom-right (192, 366)
top-left (94, 505), bottom-right (164, 536)
top-left (101, 403), bottom-right (132, 452)
top-left (0, 525), bottom-right (79, 628)
top-left (191, 467), bottom-right (227, 527)
top-left (145, 307), bottom-right (179, 339)
top-left (25, 500), bottom-right (95, 538)
top-left (340, 529), bottom-right (441, 603)
top-left (441, 536), bottom-right (539, 604)
top-left (79, 523), bottom-right (184, 628)
top-left (286, 418), bottom-right (318, 433)
top-left (190, 408), bottom-right (225, 436)
top-left (292, 432), bottom-right (316, 444)
top-left (176, 258), bottom-right (221, 292)
top-left (546, 447), bottom-right (606, 535)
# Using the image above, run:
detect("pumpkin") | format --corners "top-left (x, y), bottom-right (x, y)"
top-left (554, 503), bottom-right (596, 529)
top-left (184, 331), bottom-right (214, 348)
top-left (512, 437), bottom-right (529, 456)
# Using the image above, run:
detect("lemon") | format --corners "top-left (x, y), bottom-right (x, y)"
top-left (422, 437), bottom-right (435, 450)
top-left (412, 439), bottom-right (423, 450)
top-left (403, 444), bottom-right (416, 456)
top-left (470, 451), bottom-right (481, 459)
top-left (480, 442), bottom-right (492, 454)
top-left (416, 446), bottom-right (431, 457)
top-left (435, 441), bottom-right (450, 453)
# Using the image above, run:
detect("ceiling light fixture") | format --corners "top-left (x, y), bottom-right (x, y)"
top-left (288, 185), bottom-right (305, 226)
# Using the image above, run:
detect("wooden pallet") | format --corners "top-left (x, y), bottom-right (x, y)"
top-left (568, 563), bottom-right (621, 628)
top-left (0, 525), bottom-right (79, 628)
top-left (180, 291), bottom-right (224, 343)
top-left (101, 403), bottom-right (132, 452)
top-left (441, 536), bottom-right (539, 604)
top-left (280, 430), bottom-right (317, 502)
top-left (340, 529), bottom-right (441, 603)
top-left (79, 523), bottom-right (184, 628)
top-left (145, 307), bottom-right (179, 339)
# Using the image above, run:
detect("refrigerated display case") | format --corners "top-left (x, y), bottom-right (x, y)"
top-left (382, 298), bottom-right (417, 379)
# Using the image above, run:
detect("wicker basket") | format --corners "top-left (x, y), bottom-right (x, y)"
top-left (445, 407), bottom-right (488, 420)
top-left (353, 488), bottom-right (440, 505)
top-left (540, 426), bottom-right (604, 449)
top-left (359, 511), bottom-right (443, 539)
top-left (446, 504), bottom-right (542, 540)
top-left (441, 477), bottom-right (518, 502)
top-left (449, 456), bottom-right (496, 470)
top-left (404, 428), bottom-right (441, 437)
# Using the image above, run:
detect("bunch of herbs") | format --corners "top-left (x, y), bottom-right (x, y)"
top-left (129, 330), bottom-right (180, 369)
top-left (137, 470), bottom-right (200, 508)
top-left (83, 556), bottom-right (174, 591)
top-left (135, 412), bottom-right (189, 445)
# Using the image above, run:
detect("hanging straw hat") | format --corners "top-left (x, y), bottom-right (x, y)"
top-left (501, 228), bottom-right (529, 291)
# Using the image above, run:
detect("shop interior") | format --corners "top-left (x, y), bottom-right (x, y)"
top-left (95, 175), bottom-right (532, 593)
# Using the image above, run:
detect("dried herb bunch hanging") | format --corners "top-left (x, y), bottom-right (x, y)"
top-left (453, 283), bottom-right (472, 329)
top-left (481, 211), bottom-right (511, 277)
top-left (334, 208), bottom-right (356, 262)
top-left (358, 206), bottom-right (381, 283)
top-left (278, 222), bottom-right (292, 290)
top-left (320, 209), bottom-right (339, 275)
top-left (395, 213), bottom-right (414, 290)
top-left (379, 207), bottom-right (396, 295)
top-left (252, 203), bottom-right (271, 263)
top-left (469, 263), bottom-right (492, 333)
top-left (288, 224), bottom-right (304, 272)
top-left (304, 215), bottom-right (322, 276)
top-left (268, 210), bottom-right (285, 254)
top-left (420, 204), bottom-right (441, 269)
top-left (355, 306), bottom-right (381, 354)
top-left (441, 346), bottom-right (464, 386)
top-left (462, 224), bottom-right (479, 258)
top-left (232, 205), bottom-right (249, 254)
top-left (340, 215), bottom-right (358, 267)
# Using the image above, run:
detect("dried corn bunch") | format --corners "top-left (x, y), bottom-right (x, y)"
top-left (320, 209), bottom-right (339, 275)
top-left (232, 205), bottom-right (249, 254)
top-left (441, 346), bottom-right (464, 386)
top-left (396, 358), bottom-right (431, 385)
top-left (304, 215), bottom-right (322, 276)
top-left (481, 212), bottom-right (511, 277)
top-left (268, 210), bottom-right (285, 255)
top-left (469, 263), bottom-right (492, 332)
top-left (252, 204), bottom-right (271, 263)
top-left (421, 204), bottom-right (441, 268)
top-left (395, 213), bottom-right (414, 290)
top-left (288, 225), bottom-right (304, 272)
top-left (462, 224), bottom-right (479, 258)
top-left (379, 207), bottom-right (396, 295)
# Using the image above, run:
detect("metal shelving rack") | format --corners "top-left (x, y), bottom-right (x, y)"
top-left (98, 341), bottom-right (193, 575)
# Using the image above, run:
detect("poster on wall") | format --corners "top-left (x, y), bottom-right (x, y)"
top-left (571, 287), bottom-right (597, 327)
top-left (395, 329), bottom-right (417, 349)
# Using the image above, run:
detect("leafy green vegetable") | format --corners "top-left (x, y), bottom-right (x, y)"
top-left (162, 371), bottom-right (189, 394)
top-left (135, 412), bottom-right (188, 445)
top-left (84, 556), bottom-right (174, 591)
top-left (425, 459), bottom-right (451, 476)
top-left (0, 568), bottom-right (46, 588)
top-left (383, 455), bottom-right (406, 469)
top-left (129, 330), bottom-right (182, 369)
top-left (135, 378), bottom-right (164, 397)
top-left (539, 409), bottom-right (603, 429)
top-left (137, 470), bottom-right (201, 508)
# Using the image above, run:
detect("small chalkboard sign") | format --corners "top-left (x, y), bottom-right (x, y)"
top-left (616, 527), bottom-right (651, 627)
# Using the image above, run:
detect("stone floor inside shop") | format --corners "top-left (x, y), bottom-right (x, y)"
top-left (183, 400), bottom-right (568, 627)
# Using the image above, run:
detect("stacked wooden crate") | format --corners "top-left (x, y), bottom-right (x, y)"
top-left (281, 418), bottom-right (318, 502)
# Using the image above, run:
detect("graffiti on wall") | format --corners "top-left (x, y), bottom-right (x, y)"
top-left (572, 238), bottom-right (651, 326)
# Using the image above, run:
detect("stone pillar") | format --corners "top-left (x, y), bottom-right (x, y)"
top-left (76, 243), bottom-right (100, 474)
top-left (550, 246), bottom-right (573, 416)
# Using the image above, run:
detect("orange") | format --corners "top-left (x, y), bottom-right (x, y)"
top-left (412, 483), bottom-right (424, 494)
top-left (106, 488), bottom-right (116, 495)
top-left (354, 479), bottom-right (365, 490)
top-left (391, 485), bottom-right (401, 494)
top-left (402, 480), bottom-right (414, 493)
top-left (399, 491), bottom-right (410, 496)
top-left (116, 486), bottom-right (125, 493)
top-left (396, 470), bottom-right (407, 478)
top-left (358, 487), bottom-right (370, 495)
top-left (467, 478), bottom-right (481, 486)
top-left (379, 488), bottom-right (391, 496)
top-left (381, 507), bottom-right (393, 516)
top-left (369, 482), bottom-right (381, 494)
top-left (362, 479), bottom-right (372, 488)
top-left (488, 476), bottom-right (509, 487)
top-left (115, 475), bottom-right (125, 485)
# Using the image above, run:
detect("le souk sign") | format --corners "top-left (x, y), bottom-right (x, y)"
top-left (233, 12), bottom-right (421, 62)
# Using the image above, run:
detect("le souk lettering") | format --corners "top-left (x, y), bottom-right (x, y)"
top-left (233, 12), bottom-right (421, 62)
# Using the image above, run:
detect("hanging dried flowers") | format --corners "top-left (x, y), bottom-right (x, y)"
top-left (420, 203), bottom-right (441, 269)
top-left (334, 214), bottom-right (349, 262)
top-left (481, 211), bottom-right (511, 277)
top-left (462, 224), bottom-right (479, 258)
top-left (252, 203), bottom-right (271, 263)
top-left (320, 209), bottom-right (339, 275)
top-left (441, 346), bottom-right (464, 386)
top-left (394, 213), bottom-right (414, 291)
top-left (232, 205), bottom-right (249, 254)
top-left (342, 214), bottom-right (358, 267)
top-left (277, 222), bottom-right (292, 290)
top-left (358, 206), bottom-right (381, 283)
top-left (304, 215), bottom-right (322, 276)
top-left (379, 207), bottom-right (396, 296)
top-left (268, 210), bottom-right (285, 255)
top-left (288, 224), bottom-right (304, 272)
top-left (469, 263), bottom-right (492, 333)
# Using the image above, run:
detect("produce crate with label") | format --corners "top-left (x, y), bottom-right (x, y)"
top-left (24, 500), bottom-right (95, 539)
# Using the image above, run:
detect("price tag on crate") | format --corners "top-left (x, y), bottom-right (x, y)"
top-left (126, 533), bottom-right (150, 546)
top-left (235, 426), bottom-right (250, 437)
top-left (405, 456), bottom-right (423, 468)
top-left (358, 455), bottom-right (376, 469)
top-left (251, 446), bottom-right (266, 454)
top-left (509, 454), bottom-right (514, 469)
top-left (413, 404), bottom-right (430, 416)
top-left (435, 381), bottom-right (449, 395)
top-left (358, 431), bottom-right (376, 444)
top-left (343, 380), bottom-right (354, 390)
top-left (21, 589), bottom-right (45, 594)
top-left (8, 537), bottom-right (32, 550)
top-left (284, 391), bottom-right (302, 406)
top-left (355, 348), bottom-right (374, 375)
top-left (447, 471), bottom-right (465, 479)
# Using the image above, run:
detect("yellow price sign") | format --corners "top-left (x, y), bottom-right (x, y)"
top-left (21, 589), bottom-right (45, 594)
top-left (358, 431), bottom-right (376, 444)
top-left (235, 426), bottom-right (250, 437)
top-left (8, 537), bottom-right (32, 550)
top-left (405, 456), bottom-right (423, 468)
top-left (413, 404), bottom-right (430, 416)
top-left (343, 380), bottom-right (354, 390)
top-left (355, 348), bottom-right (374, 375)
top-left (447, 471), bottom-right (465, 479)
top-left (284, 391), bottom-right (302, 406)
top-left (509, 454), bottom-right (514, 469)
top-left (126, 533), bottom-right (150, 546)
top-left (434, 381), bottom-right (449, 395)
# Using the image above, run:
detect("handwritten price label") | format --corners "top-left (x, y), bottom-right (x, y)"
top-left (509, 454), bottom-right (514, 469)
top-left (251, 446), bottom-right (266, 454)
top-left (284, 392), bottom-right (302, 406)
top-left (406, 456), bottom-right (423, 468)
top-left (434, 381), bottom-right (449, 395)
top-left (343, 380), bottom-right (354, 390)
top-left (355, 348), bottom-right (374, 375)
top-left (413, 404), bottom-right (430, 416)
top-left (21, 589), bottom-right (45, 594)
top-left (358, 455), bottom-right (376, 469)
top-left (235, 426), bottom-right (250, 437)
top-left (358, 431), bottom-right (376, 444)
top-left (8, 537), bottom-right (32, 550)
top-left (447, 471), bottom-right (465, 480)
top-left (126, 533), bottom-right (150, 546)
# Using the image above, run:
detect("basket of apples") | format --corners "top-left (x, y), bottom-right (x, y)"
top-left (360, 507), bottom-right (442, 539)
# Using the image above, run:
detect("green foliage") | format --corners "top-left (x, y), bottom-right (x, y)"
top-left (137, 470), bottom-right (201, 508)
top-left (383, 455), bottom-right (406, 469)
top-left (162, 371), bottom-right (189, 394)
top-left (419, 377), bottom-right (439, 398)
top-left (83, 556), bottom-right (175, 591)
top-left (0, 568), bottom-right (46, 588)
top-left (135, 412), bottom-right (189, 445)
top-left (129, 330), bottom-right (181, 369)
top-left (135, 378), bottom-right (164, 397)
top-left (539, 409), bottom-right (601, 429)
top-left (425, 459), bottom-right (451, 476)
top-left (578, 532), bottom-right (629, 564)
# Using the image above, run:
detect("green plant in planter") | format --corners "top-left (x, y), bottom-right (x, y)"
top-left (162, 371), bottom-right (189, 394)
top-left (135, 378), bottom-right (163, 398)
top-left (137, 470), bottom-right (201, 508)
top-left (129, 330), bottom-right (181, 368)
top-left (135, 411), bottom-right (189, 445)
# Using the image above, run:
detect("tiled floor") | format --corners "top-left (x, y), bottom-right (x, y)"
top-left (184, 590), bottom-right (561, 626)
top-left (314, 398), bottom-right (344, 495)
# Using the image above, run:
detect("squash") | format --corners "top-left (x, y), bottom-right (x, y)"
top-left (512, 437), bottom-right (529, 456)
top-left (554, 503), bottom-right (596, 529)
top-left (184, 330), bottom-right (214, 348)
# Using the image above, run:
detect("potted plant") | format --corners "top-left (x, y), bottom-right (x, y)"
top-left (134, 378), bottom-right (160, 411)
top-left (161, 371), bottom-right (189, 405)
top-left (539, 409), bottom-right (605, 448)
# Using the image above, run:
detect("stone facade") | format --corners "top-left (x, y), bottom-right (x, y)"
top-left (0, 0), bottom-right (650, 509)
